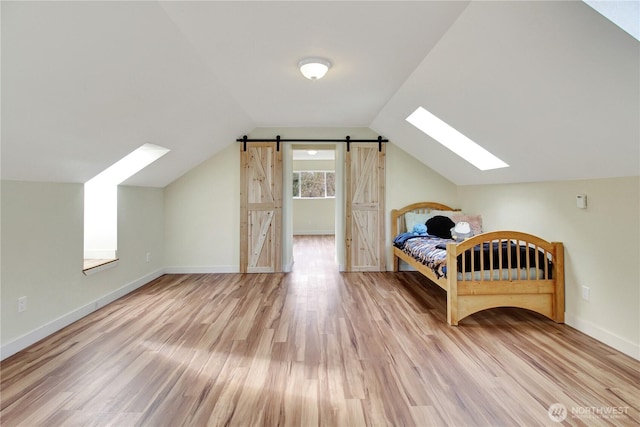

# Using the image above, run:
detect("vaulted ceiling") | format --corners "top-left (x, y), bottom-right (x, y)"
top-left (2, 1), bottom-right (638, 187)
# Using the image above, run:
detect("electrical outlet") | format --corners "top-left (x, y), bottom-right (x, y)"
top-left (18, 296), bottom-right (27, 312)
top-left (582, 286), bottom-right (590, 301)
top-left (146, 252), bottom-right (151, 262)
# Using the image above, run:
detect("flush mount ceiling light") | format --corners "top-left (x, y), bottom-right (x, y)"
top-left (298, 57), bottom-right (331, 80)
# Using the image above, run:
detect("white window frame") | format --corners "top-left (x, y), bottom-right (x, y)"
top-left (292, 170), bottom-right (336, 199)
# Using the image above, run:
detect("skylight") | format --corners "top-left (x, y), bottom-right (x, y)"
top-left (87, 143), bottom-right (170, 187)
top-left (583, 0), bottom-right (639, 41)
top-left (406, 107), bottom-right (509, 171)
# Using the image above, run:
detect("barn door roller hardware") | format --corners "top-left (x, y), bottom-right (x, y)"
top-left (238, 135), bottom-right (388, 152)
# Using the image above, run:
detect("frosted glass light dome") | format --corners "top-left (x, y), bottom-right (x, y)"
top-left (298, 58), bottom-right (331, 80)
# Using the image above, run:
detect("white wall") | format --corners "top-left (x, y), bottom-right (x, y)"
top-left (164, 143), bottom-right (241, 272)
top-left (293, 199), bottom-right (335, 235)
top-left (293, 158), bottom-right (335, 235)
top-left (458, 177), bottom-right (640, 359)
top-left (1, 181), bottom-right (165, 359)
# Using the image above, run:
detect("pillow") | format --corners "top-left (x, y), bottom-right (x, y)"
top-left (404, 212), bottom-right (430, 232)
top-left (426, 210), bottom-right (459, 220)
top-left (451, 213), bottom-right (483, 235)
top-left (426, 215), bottom-right (455, 239)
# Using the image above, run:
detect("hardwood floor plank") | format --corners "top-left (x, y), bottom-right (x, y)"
top-left (318, 332), bottom-right (348, 427)
top-left (300, 379), bottom-right (319, 427)
top-left (345, 398), bottom-right (367, 427)
top-left (281, 360), bottom-right (307, 427)
top-left (1, 235), bottom-right (638, 426)
top-left (233, 328), bottom-right (275, 425)
top-left (336, 318), bottom-right (366, 400)
top-left (204, 366), bottom-right (249, 426)
top-left (410, 405), bottom-right (447, 427)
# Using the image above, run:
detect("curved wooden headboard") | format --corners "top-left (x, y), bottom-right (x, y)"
top-left (390, 201), bottom-right (459, 236)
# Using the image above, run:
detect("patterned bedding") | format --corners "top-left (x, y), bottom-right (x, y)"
top-left (393, 233), bottom-right (552, 280)
top-left (393, 233), bottom-right (451, 278)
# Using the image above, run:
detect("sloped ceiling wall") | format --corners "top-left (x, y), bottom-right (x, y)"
top-left (2, 1), bottom-right (638, 188)
top-left (371, 0), bottom-right (639, 185)
top-left (1, 1), bottom-right (253, 187)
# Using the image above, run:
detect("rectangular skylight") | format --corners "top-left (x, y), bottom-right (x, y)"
top-left (583, 0), bottom-right (639, 41)
top-left (406, 106), bottom-right (509, 171)
top-left (87, 143), bottom-right (170, 186)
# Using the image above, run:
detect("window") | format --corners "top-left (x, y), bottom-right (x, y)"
top-left (293, 171), bottom-right (335, 198)
top-left (83, 143), bottom-right (169, 273)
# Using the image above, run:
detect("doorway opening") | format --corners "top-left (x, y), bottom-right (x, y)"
top-left (291, 145), bottom-right (337, 271)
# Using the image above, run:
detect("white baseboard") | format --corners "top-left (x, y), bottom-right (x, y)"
top-left (0, 268), bottom-right (164, 361)
top-left (164, 265), bottom-right (239, 274)
top-left (565, 313), bottom-right (639, 360)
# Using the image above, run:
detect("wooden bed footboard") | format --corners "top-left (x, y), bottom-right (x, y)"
top-left (391, 203), bottom-right (565, 326)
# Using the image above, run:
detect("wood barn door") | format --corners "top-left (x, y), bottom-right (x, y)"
top-left (345, 143), bottom-right (386, 272)
top-left (240, 142), bottom-right (282, 273)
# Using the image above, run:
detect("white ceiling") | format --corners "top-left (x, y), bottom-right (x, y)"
top-left (293, 149), bottom-right (335, 161)
top-left (2, 1), bottom-right (638, 187)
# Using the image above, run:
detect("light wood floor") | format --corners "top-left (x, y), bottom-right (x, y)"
top-left (1, 235), bottom-right (638, 426)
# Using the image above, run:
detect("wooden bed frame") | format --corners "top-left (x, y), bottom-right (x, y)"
top-left (391, 202), bottom-right (565, 326)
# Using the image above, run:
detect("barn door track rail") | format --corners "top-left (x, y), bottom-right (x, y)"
top-left (237, 135), bottom-right (388, 152)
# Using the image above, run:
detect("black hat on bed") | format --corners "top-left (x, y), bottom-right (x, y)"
top-left (425, 215), bottom-right (455, 239)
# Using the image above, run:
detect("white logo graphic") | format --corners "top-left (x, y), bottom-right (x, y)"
top-left (548, 403), bottom-right (568, 423)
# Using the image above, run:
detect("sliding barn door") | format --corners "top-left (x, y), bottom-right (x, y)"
top-left (345, 143), bottom-right (386, 272)
top-left (240, 142), bottom-right (282, 273)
